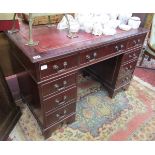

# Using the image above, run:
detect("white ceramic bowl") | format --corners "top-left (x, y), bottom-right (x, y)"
top-left (128, 16), bottom-right (141, 29)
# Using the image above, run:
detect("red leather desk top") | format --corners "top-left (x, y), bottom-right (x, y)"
top-left (6, 22), bottom-right (148, 63)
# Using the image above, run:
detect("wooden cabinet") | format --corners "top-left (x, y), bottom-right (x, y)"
top-left (6, 23), bottom-right (148, 138)
top-left (0, 68), bottom-right (21, 140)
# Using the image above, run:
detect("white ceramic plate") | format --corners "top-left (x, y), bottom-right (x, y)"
top-left (119, 24), bottom-right (131, 31)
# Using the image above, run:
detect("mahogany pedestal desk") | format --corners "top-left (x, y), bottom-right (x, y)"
top-left (6, 24), bottom-right (148, 138)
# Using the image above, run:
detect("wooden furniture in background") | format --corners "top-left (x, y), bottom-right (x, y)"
top-left (0, 13), bottom-right (19, 31)
top-left (22, 13), bottom-right (64, 26)
top-left (0, 33), bottom-right (14, 77)
top-left (0, 67), bottom-right (21, 140)
top-left (6, 23), bottom-right (148, 138)
top-left (0, 33), bottom-right (22, 101)
top-left (139, 14), bottom-right (155, 69)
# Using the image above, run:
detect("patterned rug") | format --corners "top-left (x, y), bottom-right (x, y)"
top-left (8, 73), bottom-right (155, 141)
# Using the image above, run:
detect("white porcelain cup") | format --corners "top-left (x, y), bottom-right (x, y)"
top-left (92, 23), bottom-right (103, 36)
top-left (128, 16), bottom-right (141, 29)
top-left (118, 13), bottom-right (132, 24)
top-left (70, 21), bottom-right (80, 33)
top-left (70, 24), bottom-right (80, 33)
top-left (83, 22), bottom-right (93, 33)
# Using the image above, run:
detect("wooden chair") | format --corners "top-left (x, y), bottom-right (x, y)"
top-left (139, 14), bottom-right (155, 70)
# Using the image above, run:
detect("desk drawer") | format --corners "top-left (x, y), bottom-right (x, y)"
top-left (80, 48), bottom-right (103, 64)
top-left (116, 74), bottom-right (132, 88)
top-left (127, 35), bottom-right (145, 49)
top-left (106, 40), bottom-right (127, 55)
top-left (119, 60), bottom-right (137, 78)
top-left (39, 54), bottom-right (78, 79)
top-left (41, 72), bottom-right (77, 98)
top-left (122, 49), bottom-right (141, 63)
top-left (43, 86), bottom-right (77, 113)
top-left (80, 40), bottom-right (127, 65)
top-left (45, 102), bottom-right (76, 127)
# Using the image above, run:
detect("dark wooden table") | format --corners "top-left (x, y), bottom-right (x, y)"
top-left (6, 23), bottom-right (148, 138)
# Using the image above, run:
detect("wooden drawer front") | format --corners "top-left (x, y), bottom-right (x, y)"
top-left (102, 40), bottom-right (127, 58)
top-left (80, 48), bottom-right (103, 64)
top-left (41, 73), bottom-right (77, 98)
top-left (122, 49), bottom-right (141, 63)
top-left (116, 74), bottom-right (132, 88)
top-left (80, 40), bottom-right (127, 65)
top-left (45, 102), bottom-right (76, 127)
top-left (127, 35), bottom-right (145, 49)
top-left (40, 54), bottom-right (78, 79)
top-left (119, 60), bottom-right (137, 78)
top-left (43, 86), bottom-right (77, 113)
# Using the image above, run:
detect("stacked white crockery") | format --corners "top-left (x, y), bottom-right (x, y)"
top-left (57, 13), bottom-right (141, 36)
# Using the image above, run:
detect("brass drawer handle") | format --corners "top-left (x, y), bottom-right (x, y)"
top-left (133, 40), bottom-right (137, 45)
top-left (56, 109), bottom-right (67, 119)
top-left (129, 65), bottom-right (132, 69)
top-left (125, 65), bottom-right (133, 71)
top-left (125, 67), bottom-right (129, 71)
top-left (86, 55), bottom-right (91, 60)
top-left (64, 109), bottom-right (67, 114)
top-left (129, 54), bottom-right (132, 58)
top-left (53, 61), bottom-right (68, 72)
top-left (133, 53), bottom-right (137, 58)
top-left (55, 95), bottom-right (67, 106)
top-left (63, 61), bottom-right (68, 68)
top-left (125, 77), bottom-right (129, 80)
top-left (56, 114), bottom-right (60, 117)
top-left (53, 64), bottom-right (59, 70)
top-left (54, 84), bottom-right (59, 89)
top-left (54, 80), bottom-right (67, 91)
top-left (86, 52), bottom-right (97, 62)
top-left (93, 52), bottom-right (97, 58)
top-left (128, 53), bottom-right (137, 59)
top-left (137, 39), bottom-right (141, 43)
top-left (115, 44), bottom-right (124, 52)
top-left (115, 45), bottom-right (119, 52)
top-left (122, 77), bottom-right (129, 83)
top-left (120, 44), bottom-right (124, 50)
top-left (133, 40), bottom-right (137, 46)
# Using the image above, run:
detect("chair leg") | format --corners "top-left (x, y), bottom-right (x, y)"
top-left (139, 53), bottom-right (145, 66)
top-left (148, 56), bottom-right (151, 61)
